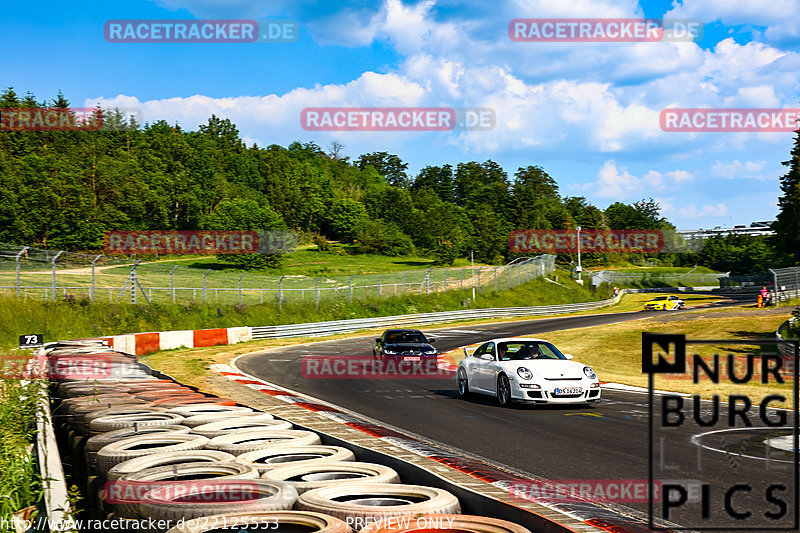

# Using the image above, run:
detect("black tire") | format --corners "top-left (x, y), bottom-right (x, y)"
top-left (96, 434), bottom-right (210, 475)
top-left (497, 374), bottom-right (512, 408)
top-left (297, 483), bottom-right (460, 523)
top-left (140, 480), bottom-right (297, 523)
top-left (235, 445), bottom-right (355, 474)
top-left (262, 461), bottom-right (400, 494)
top-left (191, 418), bottom-right (292, 439)
top-left (457, 368), bottom-right (470, 398)
top-left (206, 430), bottom-right (321, 455)
top-left (106, 450), bottom-right (236, 481)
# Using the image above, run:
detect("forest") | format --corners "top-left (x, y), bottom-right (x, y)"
top-left (1, 87), bottom-right (797, 274)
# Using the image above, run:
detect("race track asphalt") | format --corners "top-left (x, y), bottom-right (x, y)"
top-left (237, 300), bottom-right (797, 528)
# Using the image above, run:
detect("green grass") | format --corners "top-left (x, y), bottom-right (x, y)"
top-left (0, 276), bottom-right (606, 350)
top-left (0, 378), bottom-right (44, 530)
top-left (0, 245), bottom-right (495, 304)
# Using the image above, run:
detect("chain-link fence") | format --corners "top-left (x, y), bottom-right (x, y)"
top-left (589, 266), bottom-right (727, 288)
top-left (769, 266), bottom-right (800, 304)
top-left (0, 242), bottom-right (556, 306)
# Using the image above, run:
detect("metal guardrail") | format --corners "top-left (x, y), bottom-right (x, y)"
top-left (251, 297), bottom-right (618, 339)
top-left (776, 319), bottom-right (798, 359)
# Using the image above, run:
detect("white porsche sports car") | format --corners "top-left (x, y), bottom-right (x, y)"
top-left (456, 337), bottom-right (601, 407)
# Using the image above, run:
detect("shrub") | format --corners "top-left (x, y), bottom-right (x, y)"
top-left (352, 219), bottom-right (414, 256)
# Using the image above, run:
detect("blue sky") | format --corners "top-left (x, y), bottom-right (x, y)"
top-left (4, 0), bottom-right (799, 230)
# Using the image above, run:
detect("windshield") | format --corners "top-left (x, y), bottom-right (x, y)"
top-left (652, 296), bottom-right (669, 301)
top-left (497, 342), bottom-right (567, 361)
top-left (386, 331), bottom-right (426, 343)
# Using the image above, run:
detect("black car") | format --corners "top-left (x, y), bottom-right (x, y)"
top-left (373, 329), bottom-right (437, 363)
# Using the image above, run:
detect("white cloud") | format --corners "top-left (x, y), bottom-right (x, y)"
top-left (710, 159), bottom-right (772, 180)
top-left (584, 161), bottom-right (693, 200)
top-left (666, 0), bottom-right (800, 45)
top-left (677, 203), bottom-right (729, 218)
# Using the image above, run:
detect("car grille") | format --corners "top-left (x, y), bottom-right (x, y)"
top-left (543, 377), bottom-right (582, 381)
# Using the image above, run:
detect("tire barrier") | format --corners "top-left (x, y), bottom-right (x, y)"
top-left (106, 450), bottom-right (236, 481)
top-left (140, 480), bottom-right (298, 524)
top-left (96, 434), bottom-right (210, 475)
top-left (205, 430), bottom-right (322, 455)
top-left (191, 418), bottom-right (293, 438)
top-left (296, 483), bottom-right (460, 523)
top-left (180, 411), bottom-right (269, 428)
top-left (235, 445), bottom-right (356, 474)
top-left (263, 462), bottom-right (401, 494)
top-left (43, 339), bottom-right (562, 533)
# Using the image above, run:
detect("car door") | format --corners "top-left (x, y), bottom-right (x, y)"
top-left (466, 342), bottom-right (491, 393)
top-left (474, 342), bottom-right (498, 392)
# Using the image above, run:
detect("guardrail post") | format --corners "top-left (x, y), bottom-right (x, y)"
top-left (460, 268), bottom-right (464, 290)
top-left (402, 271), bottom-right (408, 294)
top-left (15, 246), bottom-right (28, 298)
top-left (170, 265), bottom-right (179, 303)
top-left (51, 251), bottom-right (64, 301)
top-left (203, 269), bottom-right (211, 303)
top-left (348, 274), bottom-right (354, 303)
top-left (238, 273), bottom-right (245, 305)
top-left (90, 254), bottom-right (102, 302)
top-left (378, 274), bottom-right (384, 297)
top-left (278, 275), bottom-right (285, 311)
top-left (443, 269), bottom-right (449, 292)
top-left (769, 268), bottom-right (779, 305)
top-left (494, 267), bottom-right (498, 291)
top-left (315, 278), bottom-right (320, 309)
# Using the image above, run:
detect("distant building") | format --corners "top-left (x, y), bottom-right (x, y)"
top-left (677, 221), bottom-right (774, 240)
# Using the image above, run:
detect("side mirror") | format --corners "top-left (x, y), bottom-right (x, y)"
top-left (480, 353), bottom-right (495, 361)
top-left (563, 353), bottom-right (574, 360)
top-left (426, 337), bottom-right (436, 343)
top-left (375, 338), bottom-right (382, 343)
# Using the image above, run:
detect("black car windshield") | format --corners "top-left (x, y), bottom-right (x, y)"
top-left (386, 331), bottom-right (426, 343)
top-left (652, 296), bottom-right (669, 301)
top-left (497, 342), bottom-right (566, 361)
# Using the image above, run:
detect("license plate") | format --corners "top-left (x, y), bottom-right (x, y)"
top-left (404, 356), bottom-right (421, 362)
top-left (553, 387), bottom-right (582, 396)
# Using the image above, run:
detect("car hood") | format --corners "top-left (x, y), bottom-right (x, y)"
top-left (501, 360), bottom-right (587, 379)
top-left (384, 343), bottom-right (434, 351)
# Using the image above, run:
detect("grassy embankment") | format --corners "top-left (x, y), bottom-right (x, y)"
top-left (0, 273), bottom-right (604, 351)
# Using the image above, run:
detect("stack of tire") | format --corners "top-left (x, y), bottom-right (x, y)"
top-left (48, 341), bottom-right (531, 533)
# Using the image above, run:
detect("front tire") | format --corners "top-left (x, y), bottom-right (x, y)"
top-left (497, 374), bottom-right (512, 408)
top-left (457, 368), bottom-right (470, 398)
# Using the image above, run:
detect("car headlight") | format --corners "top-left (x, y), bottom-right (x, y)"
top-left (384, 349), bottom-right (397, 355)
top-left (583, 366), bottom-right (597, 380)
top-left (517, 367), bottom-right (534, 380)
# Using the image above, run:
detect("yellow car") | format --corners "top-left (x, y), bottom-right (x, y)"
top-left (643, 295), bottom-right (685, 311)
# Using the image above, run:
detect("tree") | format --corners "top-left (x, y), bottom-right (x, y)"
top-left (326, 198), bottom-right (367, 239)
top-left (412, 164), bottom-right (454, 203)
top-left (352, 219), bottom-right (414, 256)
top-left (202, 198), bottom-right (287, 270)
top-left (357, 152), bottom-right (409, 187)
top-left (774, 130), bottom-right (800, 262)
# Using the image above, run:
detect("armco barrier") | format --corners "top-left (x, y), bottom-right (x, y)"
top-left (777, 319), bottom-right (798, 359)
top-left (85, 298), bottom-right (623, 354)
top-left (251, 297), bottom-right (619, 340)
